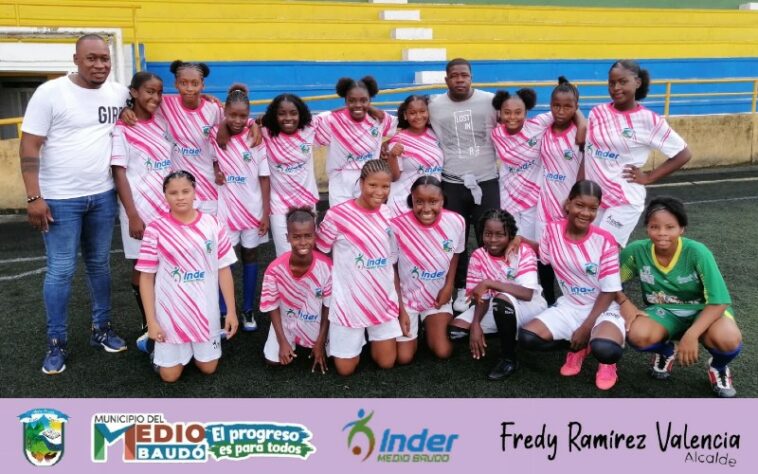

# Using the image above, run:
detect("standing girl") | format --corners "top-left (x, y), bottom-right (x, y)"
top-left (490, 88), bottom-right (551, 241)
top-left (160, 60), bottom-right (224, 215)
top-left (136, 171), bottom-right (238, 383)
top-left (260, 94), bottom-right (321, 256)
top-left (210, 84), bottom-right (270, 332)
top-left (620, 197), bottom-right (742, 397)
top-left (260, 208), bottom-right (331, 373)
top-left (391, 176), bottom-right (465, 363)
top-left (316, 159), bottom-right (409, 376)
top-left (384, 95), bottom-right (444, 218)
top-left (450, 209), bottom-right (547, 380)
top-left (519, 180), bottom-right (625, 391)
top-left (112, 72), bottom-right (174, 351)
top-left (317, 76), bottom-right (397, 207)
top-left (584, 60), bottom-right (691, 247)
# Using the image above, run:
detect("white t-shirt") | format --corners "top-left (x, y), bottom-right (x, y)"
top-left (21, 75), bottom-right (129, 199)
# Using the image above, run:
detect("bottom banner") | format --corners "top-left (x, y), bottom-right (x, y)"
top-left (1, 398), bottom-right (753, 473)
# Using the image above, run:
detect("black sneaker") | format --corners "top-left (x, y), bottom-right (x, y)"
top-left (649, 351), bottom-right (676, 380)
top-left (487, 358), bottom-right (519, 381)
top-left (90, 322), bottom-right (127, 353)
top-left (242, 310), bottom-right (257, 332)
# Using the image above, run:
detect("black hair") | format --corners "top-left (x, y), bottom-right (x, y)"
top-left (286, 206), bottom-right (317, 228)
top-left (476, 209), bottom-right (518, 244)
top-left (169, 60), bottom-right (210, 79)
top-left (261, 93), bottom-right (312, 137)
top-left (643, 196), bottom-right (688, 227)
top-left (551, 76), bottom-right (579, 103)
top-left (567, 179), bottom-right (603, 203)
top-left (359, 159), bottom-right (391, 180)
top-left (609, 60), bottom-right (651, 101)
top-left (335, 76), bottom-right (379, 98)
top-left (492, 88), bottom-right (537, 111)
top-left (75, 33), bottom-right (107, 50)
top-left (127, 71), bottom-right (162, 107)
top-left (225, 83), bottom-right (249, 109)
top-left (162, 170), bottom-right (196, 192)
top-left (405, 175), bottom-right (445, 209)
top-left (397, 95), bottom-right (430, 130)
top-left (445, 58), bottom-right (471, 75)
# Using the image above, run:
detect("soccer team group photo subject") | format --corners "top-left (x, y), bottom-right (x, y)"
top-left (18, 34), bottom-right (743, 396)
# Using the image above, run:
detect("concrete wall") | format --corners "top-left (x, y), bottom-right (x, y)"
top-left (1, 113), bottom-right (756, 210)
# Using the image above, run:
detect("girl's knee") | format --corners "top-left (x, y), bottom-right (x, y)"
top-left (195, 359), bottom-right (218, 375)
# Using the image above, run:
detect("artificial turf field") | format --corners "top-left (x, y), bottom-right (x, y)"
top-left (1, 165), bottom-right (756, 398)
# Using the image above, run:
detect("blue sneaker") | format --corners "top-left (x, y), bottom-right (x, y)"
top-left (90, 322), bottom-right (127, 353)
top-left (42, 339), bottom-right (67, 375)
top-left (242, 310), bottom-right (257, 332)
top-left (136, 330), bottom-right (154, 354)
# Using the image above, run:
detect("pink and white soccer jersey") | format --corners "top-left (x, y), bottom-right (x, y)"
top-left (135, 212), bottom-right (237, 344)
top-left (454, 243), bottom-right (547, 332)
top-left (539, 220), bottom-right (622, 307)
top-left (316, 200), bottom-right (399, 328)
top-left (316, 109), bottom-right (397, 205)
top-left (386, 129), bottom-right (444, 217)
top-left (111, 118), bottom-right (173, 225)
top-left (210, 125), bottom-right (270, 235)
top-left (536, 124), bottom-right (582, 239)
top-left (260, 251), bottom-right (332, 349)
top-left (585, 103), bottom-right (687, 209)
top-left (264, 123), bottom-right (321, 216)
top-left (158, 95), bottom-right (223, 204)
top-left (391, 209), bottom-right (465, 312)
top-left (492, 112), bottom-right (552, 214)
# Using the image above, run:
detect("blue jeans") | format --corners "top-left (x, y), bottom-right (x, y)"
top-left (42, 189), bottom-right (117, 340)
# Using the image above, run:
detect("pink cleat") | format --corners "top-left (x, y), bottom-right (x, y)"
top-left (560, 347), bottom-right (590, 376)
top-left (595, 363), bottom-right (619, 390)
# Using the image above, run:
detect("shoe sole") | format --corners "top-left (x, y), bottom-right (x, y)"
top-left (242, 324), bottom-right (258, 332)
top-left (41, 364), bottom-right (66, 375)
top-left (560, 367), bottom-right (582, 377)
top-left (596, 379), bottom-right (618, 390)
top-left (649, 370), bottom-right (672, 381)
top-left (91, 341), bottom-right (127, 353)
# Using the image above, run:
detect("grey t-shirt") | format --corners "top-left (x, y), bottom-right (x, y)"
top-left (429, 89), bottom-right (498, 183)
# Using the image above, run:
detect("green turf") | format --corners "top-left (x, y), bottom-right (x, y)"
top-left (1, 166), bottom-right (756, 398)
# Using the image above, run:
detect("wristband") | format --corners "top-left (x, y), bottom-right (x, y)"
top-left (26, 195), bottom-right (42, 203)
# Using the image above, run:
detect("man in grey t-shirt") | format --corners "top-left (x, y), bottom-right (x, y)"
top-left (429, 58), bottom-right (500, 312)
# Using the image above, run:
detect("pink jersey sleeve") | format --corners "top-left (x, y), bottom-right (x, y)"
top-left (313, 112), bottom-right (332, 146)
top-left (648, 116), bottom-right (687, 158)
top-left (259, 265), bottom-right (280, 313)
top-left (320, 254), bottom-right (333, 307)
top-left (316, 210), bottom-right (338, 253)
top-left (598, 230), bottom-right (622, 292)
top-left (135, 224), bottom-right (159, 273)
top-left (515, 243), bottom-right (540, 290)
top-left (216, 220), bottom-right (237, 269)
top-left (257, 147), bottom-right (271, 177)
top-left (381, 113), bottom-right (398, 138)
top-left (110, 125), bottom-right (128, 168)
top-left (538, 224), bottom-right (553, 266)
top-left (465, 249), bottom-right (486, 295)
top-left (454, 216), bottom-right (466, 254)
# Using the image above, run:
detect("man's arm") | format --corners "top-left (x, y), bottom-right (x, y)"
top-left (19, 132), bottom-right (53, 231)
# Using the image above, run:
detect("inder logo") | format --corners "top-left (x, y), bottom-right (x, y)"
top-left (342, 408), bottom-right (458, 463)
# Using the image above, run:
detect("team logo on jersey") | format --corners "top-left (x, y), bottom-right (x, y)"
top-left (442, 239), bottom-right (454, 253)
top-left (343, 409), bottom-right (458, 463)
top-left (242, 151), bottom-right (252, 162)
top-left (527, 137), bottom-right (538, 147)
top-left (92, 413), bottom-right (315, 463)
top-left (370, 126), bottom-right (380, 137)
top-left (275, 162), bottom-right (306, 174)
top-left (144, 157), bottom-right (171, 171)
top-left (621, 127), bottom-right (634, 139)
top-left (505, 267), bottom-right (517, 280)
top-left (170, 267), bottom-right (206, 283)
top-left (226, 175), bottom-right (248, 185)
top-left (410, 266), bottom-right (444, 281)
top-left (562, 149), bottom-right (574, 161)
top-left (345, 152), bottom-right (373, 164)
top-left (299, 143), bottom-right (311, 155)
top-left (205, 240), bottom-right (214, 254)
top-left (507, 159), bottom-right (536, 174)
top-left (314, 287), bottom-right (324, 299)
top-left (585, 143), bottom-right (620, 161)
top-left (676, 271), bottom-right (698, 285)
top-left (584, 262), bottom-right (598, 276)
top-left (19, 409), bottom-right (68, 467)
top-left (202, 125), bottom-right (211, 137)
top-left (640, 266), bottom-right (655, 285)
top-left (355, 253), bottom-right (387, 270)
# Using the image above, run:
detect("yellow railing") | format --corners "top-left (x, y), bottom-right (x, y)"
top-left (2, 78), bottom-right (757, 139)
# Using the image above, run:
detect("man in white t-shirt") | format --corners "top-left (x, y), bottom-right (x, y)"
top-left (428, 58), bottom-right (500, 313)
top-left (20, 34), bottom-right (130, 375)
